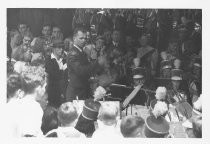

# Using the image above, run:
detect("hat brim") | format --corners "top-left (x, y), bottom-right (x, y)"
top-left (162, 66), bottom-right (172, 69)
top-left (133, 75), bottom-right (144, 79)
top-left (171, 76), bottom-right (182, 81)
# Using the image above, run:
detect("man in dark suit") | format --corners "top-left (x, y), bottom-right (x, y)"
top-left (45, 42), bottom-right (67, 108)
top-left (66, 27), bottom-right (105, 101)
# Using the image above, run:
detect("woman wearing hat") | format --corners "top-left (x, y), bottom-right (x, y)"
top-left (45, 41), bottom-right (68, 108)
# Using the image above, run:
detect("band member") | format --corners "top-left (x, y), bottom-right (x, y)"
top-left (188, 57), bottom-right (202, 104)
top-left (160, 59), bottom-right (172, 79)
top-left (45, 42), bottom-right (67, 108)
top-left (167, 69), bottom-right (188, 104)
top-left (130, 67), bottom-right (154, 106)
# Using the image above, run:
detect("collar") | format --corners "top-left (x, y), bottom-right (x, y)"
top-left (112, 41), bottom-right (119, 47)
top-left (73, 44), bottom-right (82, 52)
top-left (51, 53), bottom-right (62, 62)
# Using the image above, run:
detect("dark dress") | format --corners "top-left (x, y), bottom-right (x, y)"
top-left (45, 55), bottom-right (67, 108)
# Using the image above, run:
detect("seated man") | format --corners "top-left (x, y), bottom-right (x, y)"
top-left (92, 102), bottom-right (122, 138)
top-left (45, 102), bottom-right (86, 138)
top-left (11, 32), bottom-right (33, 62)
top-left (10, 22), bottom-right (30, 50)
top-left (120, 115), bottom-right (145, 137)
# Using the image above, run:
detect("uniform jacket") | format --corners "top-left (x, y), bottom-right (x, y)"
top-left (67, 45), bottom-right (101, 89)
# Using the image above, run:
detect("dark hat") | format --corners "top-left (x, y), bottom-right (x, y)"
top-left (132, 67), bottom-right (145, 79)
top-left (52, 41), bottom-right (65, 49)
top-left (82, 99), bottom-right (101, 121)
top-left (171, 69), bottom-right (183, 81)
top-left (144, 115), bottom-right (169, 138)
top-left (160, 60), bottom-right (172, 70)
top-left (193, 57), bottom-right (201, 68)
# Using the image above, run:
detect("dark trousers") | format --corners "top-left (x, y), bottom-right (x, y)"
top-left (66, 84), bottom-right (90, 102)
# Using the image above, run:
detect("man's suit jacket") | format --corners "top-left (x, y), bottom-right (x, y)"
top-left (67, 46), bottom-right (101, 88)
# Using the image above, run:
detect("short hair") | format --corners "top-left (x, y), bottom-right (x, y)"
top-left (112, 29), bottom-right (121, 34)
top-left (7, 72), bottom-right (25, 98)
top-left (98, 102), bottom-right (118, 124)
top-left (42, 23), bottom-right (52, 29)
top-left (57, 102), bottom-right (78, 126)
top-left (192, 116), bottom-right (202, 138)
top-left (52, 25), bottom-right (62, 31)
top-left (18, 22), bottom-right (28, 28)
top-left (73, 27), bottom-right (87, 38)
top-left (120, 115), bottom-right (145, 137)
top-left (21, 66), bottom-right (46, 94)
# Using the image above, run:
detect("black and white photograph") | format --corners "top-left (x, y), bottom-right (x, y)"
top-left (1, 0), bottom-right (209, 143)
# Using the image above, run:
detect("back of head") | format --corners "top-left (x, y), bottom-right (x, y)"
top-left (120, 115), bottom-right (145, 137)
top-left (57, 102), bottom-right (78, 126)
top-left (7, 72), bottom-right (25, 100)
top-left (98, 102), bottom-right (118, 125)
top-left (21, 65), bottom-right (46, 94)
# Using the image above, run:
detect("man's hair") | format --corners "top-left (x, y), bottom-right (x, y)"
top-left (120, 115), bottom-right (145, 137)
top-left (18, 22), bottom-right (28, 28)
top-left (73, 27), bottom-right (87, 38)
top-left (52, 24), bottom-right (62, 30)
top-left (21, 66), bottom-right (46, 94)
top-left (42, 23), bottom-right (52, 29)
top-left (98, 102), bottom-right (118, 125)
top-left (7, 72), bottom-right (25, 98)
top-left (112, 29), bottom-right (121, 34)
top-left (57, 102), bottom-right (78, 126)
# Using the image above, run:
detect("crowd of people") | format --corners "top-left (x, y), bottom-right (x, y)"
top-left (6, 9), bottom-right (202, 138)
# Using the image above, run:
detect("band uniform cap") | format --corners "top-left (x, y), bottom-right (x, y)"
top-left (171, 69), bottom-right (183, 81)
top-left (144, 115), bottom-right (169, 138)
top-left (132, 67), bottom-right (145, 79)
top-left (160, 60), bottom-right (172, 70)
top-left (82, 99), bottom-right (101, 121)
